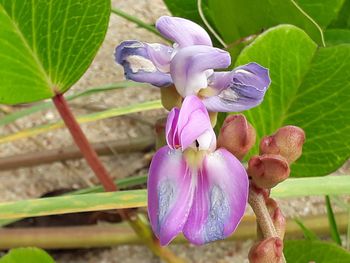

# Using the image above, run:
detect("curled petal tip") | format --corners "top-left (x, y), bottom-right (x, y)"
top-left (156, 16), bottom-right (212, 47)
top-left (115, 40), bottom-right (173, 87)
top-left (204, 62), bottom-right (271, 112)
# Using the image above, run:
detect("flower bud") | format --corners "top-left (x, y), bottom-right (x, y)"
top-left (260, 126), bottom-right (305, 164)
top-left (248, 154), bottom-right (290, 188)
top-left (249, 237), bottom-right (283, 263)
top-left (265, 198), bottom-right (286, 240)
top-left (217, 114), bottom-right (256, 160)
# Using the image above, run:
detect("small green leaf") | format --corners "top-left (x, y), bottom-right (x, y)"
top-left (284, 240), bottom-right (350, 262)
top-left (236, 25), bottom-right (350, 177)
top-left (325, 195), bottom-right (342, 245)
top-left (329, 0), bottom-right (350, 28)
top-left (0, 247), bottom-right (55, 263)
top-left (0, 0), bottom-right (110, 104)
top-left (294, 218), bottom-right (319, 240)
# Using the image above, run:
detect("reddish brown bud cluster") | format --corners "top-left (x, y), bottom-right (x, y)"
top-left (248, 126), bottom-right (305, 189)
top-left (248, 154), bottom-right (290, 189)
top-left (260, 126), bottom-right (305, 164)
top-left (218, 114), bottom-right (256, 160)
top-left (248, 237), bottom-right (283, 263)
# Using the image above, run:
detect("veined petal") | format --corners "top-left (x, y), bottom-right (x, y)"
top-left (156, 16), bottom-right (212, 47)
top-left (148, 146), bottom-right (194, 245)
top-left (170, 46), bottom-right (231, 97)
top-left (165, 107), bottom-right (180, 149)
top-left (183, 148), bottom-right (248, 245)
top-left (115, 40), bottom-right (173, 87)
top-left (203, 63), bottom-right (271, 112)
top-left (177, 96), bottom-right (215, 150)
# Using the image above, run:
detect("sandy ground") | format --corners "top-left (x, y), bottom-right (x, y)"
top-left (0, 0), bottom-right (349, 262)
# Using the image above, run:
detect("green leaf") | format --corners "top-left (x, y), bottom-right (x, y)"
top-left (0, 176), bottom-right (349, 221)
top-left (236, 25), bottom-right (350, 177)
top-left (284, 240), bottom-right (350, 262)
top-left (0, 190), bottom-right (147, 220)
top-left (0, 0), bottom-right (110, 104)
top-left (0, 247), bottom-right (55, 263)
top-left (325, 195), bottom-right (342, 245)
top-left (270, 176), bottom-right (350, 198)
top-left (295, 0), bottom-right (345, 29)
top-left (329, 0), bottom-right (350, 28)
top-left (0, 100), bottom-right (162, 144)
top-left (208, 0), bottom-right (324, 45)
top-left (294, 218), bottom-right (320, 240)
top-left (0, 174), bottom-right (148, 227)
top-left (325, 29), bottom-right (350, 45)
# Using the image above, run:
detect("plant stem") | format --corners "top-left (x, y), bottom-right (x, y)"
top-left (248, 188), bottom-right (277, 238)
top-left (53, 93), bottom-right (116, 191)
top-left (52, 93), bottom-right (182, 263)
top-left (248, 186), bottom-right (286, 263)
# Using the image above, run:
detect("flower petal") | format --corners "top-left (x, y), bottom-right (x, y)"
top-left (156, 16), bottom-right (212, 47)
top-left (177, 96), bottom-right (215, 150)
top-left (148, 146), bottom-right (194, 245)
top-left (182, 148), bottom-right (248, 245)
top-left (165, 107), bottom-right (180, 149)
top-left (170, 46), bottom-right (231, 97)
top-left (203, 63), bottom-right (271, 112)
top-left (115, 40), bottom-right (173, 87)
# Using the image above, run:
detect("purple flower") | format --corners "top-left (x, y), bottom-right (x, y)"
top-left (148, 96), bottom-right (248, 245)
top-left (115, 16), bottom-right (271, 112)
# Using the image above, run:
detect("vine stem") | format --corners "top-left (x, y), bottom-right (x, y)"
top-left (52, 93), bottom-right (116, 192)
top-left (52, 93), bottom-right (184, 263)
top-left (248, 185), bottom-right (286, 263)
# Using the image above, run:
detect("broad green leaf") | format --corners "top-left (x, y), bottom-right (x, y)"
top-left (0, 247), bottom-right (55, 263)
top-left (325, 29), bottom-right (350, 45)
top-left (0, 81), bottom-right (146, 127)
top-left (295, 0), bottom-right (345, 29)
top-left (284, 240), bottom-right (350, 262)
top-left (0, 176), bottom-right (349, 221)
top-left (0, 100), bottom-right (162, 144)
top-left (236, 25), bottom-right (350, 177)
top-left (0, 0), bottom-right (110, 104)
top-left (208, 0), bottom-right (324, 45)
